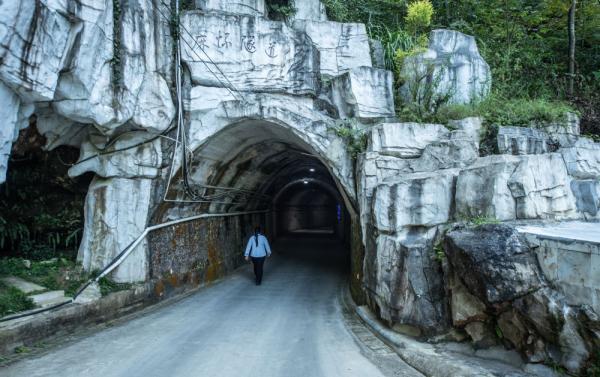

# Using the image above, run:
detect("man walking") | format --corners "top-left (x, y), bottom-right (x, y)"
top-left (244, 226), bottom-right (272, 285)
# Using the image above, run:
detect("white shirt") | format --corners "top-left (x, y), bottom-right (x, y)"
top-left (244, 234), bottom-right (272, 258)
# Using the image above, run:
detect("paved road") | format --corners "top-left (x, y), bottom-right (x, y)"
top-left (2, 237), bottom-right (421, 377)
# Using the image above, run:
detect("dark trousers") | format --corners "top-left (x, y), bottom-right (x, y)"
top-left (251, 257), bottom-right (265, 284)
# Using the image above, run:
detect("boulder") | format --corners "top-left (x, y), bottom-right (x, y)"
top-left (373, 171), bottom-right (456, 231)
top-left (292, 20), bottom-right (371, 76)
top-left (560, 138), bottom-right (600, 179)
top-left (450, 277), bottom-right (487, 327)
top-left (364, 231), bottom-right (447, 334)
top-left (507, 154), bottom-right (578, 219)
top-left (368, 122), bottom-right (449, 158)
top-left (412, 134), bottom-right (479, 172)
top-left (400, 29), bottom-right (491, 106)
top-left (448, 117), bottom-right (483, 147)
top-left (78, 177), bottom-right (152, 283)
top-left (541, 112), bottom-right (580, 148)
top-left (181, 12), bottom-right (319, 95)
top-left (329, 67), bottom-right (394, 119)
top-left (464, 321), bottom-right (497, 349)
top-left (444, 224), bottom-right (543, 304)
top-left (455, 155), bottom-right (520, 221)
top-left (497, 126), bottom-right (551, 155)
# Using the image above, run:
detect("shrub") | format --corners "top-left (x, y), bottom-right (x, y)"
top-left (406, 0), bottom-right (434, 35)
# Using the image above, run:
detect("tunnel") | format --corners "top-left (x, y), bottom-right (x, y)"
top-left (148, 118), bottom-right (359, 296)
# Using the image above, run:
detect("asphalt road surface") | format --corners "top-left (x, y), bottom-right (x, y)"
top-left (2, 237), bottom-right (421, 377)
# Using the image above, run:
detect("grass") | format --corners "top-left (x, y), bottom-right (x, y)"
top-left (0, 281), bottom-right (35, 317)
top-left (97, 276), bottom-right (132, 297)
top-left (0, 258), bottom-right (90, 297)
top-left (397, 95), bottom-right (575, 128)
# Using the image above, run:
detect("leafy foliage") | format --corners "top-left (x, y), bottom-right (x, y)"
top-left (0, 143), bottom-right (89, 261)
top-left (405, 0), bottom-right (434, 34)
top-left (330, 119), bottom-right (368, 159)
top-left (266, 0), bottom-right (297, 21)
top-left (322, 0), bottom-right (600, 137)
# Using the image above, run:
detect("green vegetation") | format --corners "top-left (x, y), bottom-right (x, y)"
top-left (97, 276), bottom-right (132, 297)
top-left (432, 242), bottom-right (445, 262)
top-left (330, 119), bottom-right (368, 158)
top-left (0, 258), bottom-right (90, 297)
top-left (267, 0), bottom-right (297, 21)
top-left (321, 0), bottom-right (600, 137)
top-left (466, 216), bottom-right (501, 227)
top-left (0, 281), bottom-right (35, 317)
top-left (0, 144), bottom-right (88, 261)
top-left (584, 349), bottom-right (600, 377)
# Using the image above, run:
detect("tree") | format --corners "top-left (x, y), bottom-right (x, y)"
top-left (568, 0), bottom-right (576, 97)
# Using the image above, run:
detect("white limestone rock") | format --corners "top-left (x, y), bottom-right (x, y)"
top-left (291, 0), bottom-right (327, 21)
top-left (368, 122), bottom-right (449, 158)
top-left (0, 83), bottom-right (21, 183)
top-left (329, 67), bottom-right (394, 120)
top-left (78, 177), bottom-right (152, 283)
top-left (540, 112), bottom-right (580, 148)
top-left (364, 229), bottom-right (447, 334)
top-left (292, 20), bottom-right (371, 76)
top-left (187, 86), bottom-right (237, 113)
top-left (195, 0), bottom-right (265, 15)
top-left (68, 132), bottom-right (162, 179)
top-left (560, 138), bottom-right (600, 179)
top-left (35, 104), bottom-right (88, 150)
top-left (448, 117), bottom-right (483, 147)
top-left (507, 154), bottom-right (578, 220)
top-left (570, 180), bottom-right (600, 217)
top-left (181, 12), bottom-right (319, 95)
top-left (53, 0), bottom-right (115, 127)
top-left (0, 0), bottom-right (78, 101)
top-left (400, 29), bottom-right (491, 106)
top-left (373, 171), bottom-right (456, 231)
top-left (54, 0), bottom-right (174, 133)
top-left (497, 126), bottom-right (550, 155)
top-left (455, 155), bottom-right (521, 221)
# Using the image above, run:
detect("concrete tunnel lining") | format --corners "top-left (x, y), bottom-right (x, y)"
top-left (163, 119), bottom-right (356, 216)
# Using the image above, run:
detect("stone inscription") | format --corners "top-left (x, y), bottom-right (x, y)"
top-left (189, 31), bottom-right (279, 59)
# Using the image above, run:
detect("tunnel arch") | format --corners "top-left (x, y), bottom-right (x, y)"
top-left (144, 99), bottom-right (364, 298)
top-left (158, 98), bottom-right (358, 221)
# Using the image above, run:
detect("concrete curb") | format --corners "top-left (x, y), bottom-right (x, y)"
top-left (354, 305), bottom-right (497, 377)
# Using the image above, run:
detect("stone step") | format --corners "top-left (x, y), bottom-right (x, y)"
top-left (29, 290), bottom-right (68, 308)
top-left (1, 276), bottom-right (46, 294)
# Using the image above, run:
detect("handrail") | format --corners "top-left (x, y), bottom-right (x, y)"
top-left (0, 209), bottom-right (268, 323)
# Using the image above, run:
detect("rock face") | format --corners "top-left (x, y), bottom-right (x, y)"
top-left (400, 29), bottom-right (491, 106)
top-left (442, 224), bottom-right (599, 373)
top-left (329, 67), bottom-right (394, 119)
top-left (180, 12), bottom-right (319, 95)
top-left (292, 20), bottom-right (372, 76)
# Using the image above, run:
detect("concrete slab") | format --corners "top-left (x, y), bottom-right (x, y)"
top-left (1, 277), bottom-right (46, 294)
top-left (29, 291), bottom-right (67, 308)
top-left (517, 221), bottom-right (600, 245)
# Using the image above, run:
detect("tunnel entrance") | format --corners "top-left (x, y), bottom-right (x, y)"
top-left (149, 118), bottom-right (359, 294)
